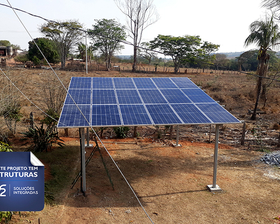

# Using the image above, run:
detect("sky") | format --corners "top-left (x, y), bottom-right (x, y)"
top-left (0, 0), bottom-right (268, 55)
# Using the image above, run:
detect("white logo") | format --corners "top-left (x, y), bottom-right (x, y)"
top-left (0, 184), bottom-right (7, 197)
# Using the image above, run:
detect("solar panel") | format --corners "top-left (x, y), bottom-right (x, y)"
top-left (120, 105), bottom-right (152, 125)
top-left (57, 77), bottom-right (240, 128)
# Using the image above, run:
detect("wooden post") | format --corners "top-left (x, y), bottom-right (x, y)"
top-left (241, 122), bottom-right (246, 145)
top-left (209, 125), bottom-right (212, 143)
top-left (30, 112), bottom-right (34, 129)
top-left (133, 126), bottom-right (137, 137)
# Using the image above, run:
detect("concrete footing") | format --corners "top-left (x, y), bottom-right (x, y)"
top-left (207, 184), bottom-right (222, 192)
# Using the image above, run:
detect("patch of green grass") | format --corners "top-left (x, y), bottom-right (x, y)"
top-left (35, 146), bottom-right (79, 202)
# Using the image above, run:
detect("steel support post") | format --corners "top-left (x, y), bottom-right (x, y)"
top-left (85, 127), bottom-right (93, 148)
top-left (207, 124), bottom-right (222, 192)
top-left (173, 125), bottom-right (181, 147)
top-left (79, 128), bottom-right (86, 194)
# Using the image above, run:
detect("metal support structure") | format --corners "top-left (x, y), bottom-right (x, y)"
top-left (85, 127), bottom-right (93, 148)
top-left (173, 125), bottom-right (181, 147)
top-left (79, 128), bottom-right (86, 194)
top-left (207, 124), bottom-right (222, 192)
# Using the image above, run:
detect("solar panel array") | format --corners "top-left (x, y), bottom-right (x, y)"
top-left (57, 77), bottom-right (240, 128)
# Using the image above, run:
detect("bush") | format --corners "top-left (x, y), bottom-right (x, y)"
top-left (23, 124), bottom-right (64, 152)
top-left (0, 141), bottom-right (13, 152)
top-left (113, 127), bottom-right (130, 138)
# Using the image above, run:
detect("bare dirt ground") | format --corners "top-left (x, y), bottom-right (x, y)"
top-left (11, 137), bottom-right (280, 224)
top-left (1, 66), bottom-right (280, 223)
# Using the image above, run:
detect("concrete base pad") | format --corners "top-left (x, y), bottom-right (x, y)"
top-left (207, 184), bottom-right (222, 192)
top-left (85, 144), bottom-right (93, 148)
top-left (172, 143), bottom-right (182, 147)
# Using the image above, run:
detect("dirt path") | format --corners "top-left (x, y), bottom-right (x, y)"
top-left (11, 138), bottom-right (280, 224)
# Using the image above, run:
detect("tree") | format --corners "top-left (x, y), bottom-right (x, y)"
top-left (138, 42), bottom-right (156, 64)
top-left (114, 0), bottom-right (159, 72)
top-left (150, 35), bottom-right (219, 73)
top-left (40, 21), bottom-right (83, 68)
top-left (0, 40), bottom-right (11, 46)
top-left (194, 41), bottom-right (219, 71)
top-left (88, 19), bottom-right (126, 70)
top-left (263, 0), bottom-right (280, 19)
top-left (28, 38), bottom-right (60, 64)
top-left (244, 14), bottom-right (280, 120)
top-left (76, 42), bottom-right (94, 62)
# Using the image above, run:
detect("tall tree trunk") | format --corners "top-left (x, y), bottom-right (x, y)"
top-left (132, 45), bottom-right (137, 72)
top-left (251, 54), bottom-right (268, 120)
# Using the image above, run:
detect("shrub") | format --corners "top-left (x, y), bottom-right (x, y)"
top-left (23, 124), bottom-right (64, 152)
top-left (113, 127), bottom-right (130, 138)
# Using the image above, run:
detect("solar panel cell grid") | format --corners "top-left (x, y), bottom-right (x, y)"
top-left (57, 77), bottom-right (240, 128)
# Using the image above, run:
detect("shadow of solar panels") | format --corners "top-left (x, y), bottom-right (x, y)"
top-left (197, 103), bottom-right (240, 123)
top-left (171, 104), bottom-right (212, 124)
top-left (92, 105), bottom-right (121, 126)
top-left (120, 105), bottom-right (153, 125)
top-left (65, 89), bottom-right (91, 104)
top-left (146, 104), bottom-right (182, 125)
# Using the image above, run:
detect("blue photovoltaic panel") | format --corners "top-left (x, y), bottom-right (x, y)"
top-left (139, 90), bottom-right (167, 104)
top-left (197, 103), bottom-right (240, 123)
top-left (146, 104), bottom-right (182, 125)
top-left (133, 78), bottom-right (157, 89)
top-left (69, 77), bottom-right (91, 89)
top-left (92, 77), bottom-right (113, 89)
top-left (171, 77), bottom-right (199, 89)
top-left (65, 89), bottom-right (91, 104)
top-left (120, 105), bottom-right (152, 125)
top-left (152, 78), bottom-right (177, 88)
top-left (117, 90), bottom-right (142, 104)
top-left (92, 90), bottom-right (116, 104)
top-left (160, 89), bottom-right (192, 103)
top-left (59, 105), bottom-right (90, 127)
top-left (171, 104), bottom-right (211, 124)
top-left (92, 105), bottom-right (121, 126)
top-left (57, 77), bottom-right (240, 128)
top-left (182, 89), bottom-right (216, 103)
top-left (114, 78), bottom-right (135, 89)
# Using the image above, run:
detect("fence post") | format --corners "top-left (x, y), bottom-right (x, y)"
top-left (30, 112), bottom-right (34, 129)
top-left (241, 122), bottom-right (246, 145)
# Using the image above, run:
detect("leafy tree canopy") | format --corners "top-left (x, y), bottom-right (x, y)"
top-left (0, 40), bottom-right (11, 46)
top-left (149, 35), bottom-right (219, 73)
top-left (40, 21), bottom-right (83, 68)
top-left (28, 38), bottom-right (60, 64)
top-left (88, 19), bottom-right (126, 70)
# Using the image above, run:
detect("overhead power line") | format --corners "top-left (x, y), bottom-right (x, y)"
top-left (3, 1), bottom-right (155, 223)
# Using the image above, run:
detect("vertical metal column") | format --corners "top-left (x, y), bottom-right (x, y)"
top-left (207, 124), bottom-right (222, 192)
top-left (86, 127), bottom-right (90, 146)
top-left (173, 125), bottom-right (181, 147)
top-left (79, 128), bottom-right (86, 194)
